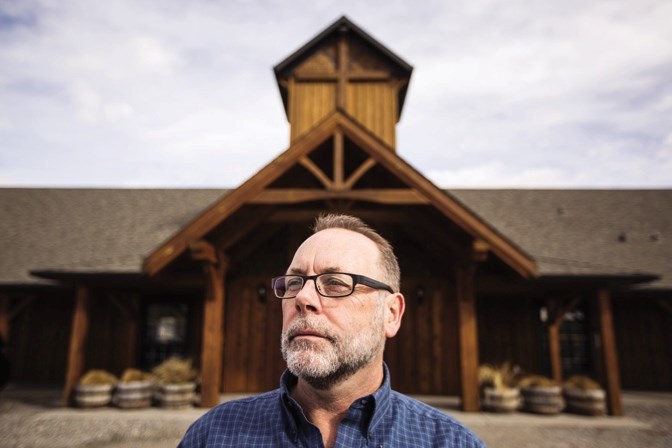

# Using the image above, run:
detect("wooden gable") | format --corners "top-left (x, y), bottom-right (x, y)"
top-left (274, 16), bottom-right (412, 148)
top-left (142, 109), bottom-right (537, 279)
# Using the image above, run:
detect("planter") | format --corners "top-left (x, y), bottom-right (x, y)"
top-left (482, 387), bottom-right (520, 413)
top-left (563, 388), bottom-right (606, 416)
top-left (521, 386), bottom-right (564, 415)
top-left (75, 383), bottom-right (114, 408)
top-left (113, 381), bottom-right (154, 409)
top-left (154, 382), bottom-right (196, 409)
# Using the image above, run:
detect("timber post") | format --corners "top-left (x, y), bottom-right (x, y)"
top-left (190, 240), bottom-right (228, 407)
top-left (63, 286), bottom-right (90, 406)
top-left (456, 242), bottom-right (483, 412)
top-left (547, 297), bottom-right (582, 383)
top-left (596, 288), bottom-right (623, 416)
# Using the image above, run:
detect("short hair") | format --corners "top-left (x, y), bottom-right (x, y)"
top-left (312, 213), bottom-right (400, 293)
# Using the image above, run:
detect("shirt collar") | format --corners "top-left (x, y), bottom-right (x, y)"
top-left (278, 363), bottom-right (393, 436)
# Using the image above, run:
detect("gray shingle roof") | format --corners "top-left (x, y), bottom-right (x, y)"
top-left (1, 188), bottom-right (670, 290)
top-left (0, 188), bottom-right (224, 285)
top-left (450, 189), bottom-right (672, 288)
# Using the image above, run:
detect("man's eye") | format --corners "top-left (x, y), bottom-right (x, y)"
top-left (286, 278), bottom-right (303, 290)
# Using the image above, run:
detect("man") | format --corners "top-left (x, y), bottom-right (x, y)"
top-left (179, 214), bottom-right (485, 447)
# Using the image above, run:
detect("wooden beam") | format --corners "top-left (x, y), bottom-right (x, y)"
top-left (294, 71), bottom-right (389, 82)
top-left (250, 188), bottom-right (429, 205)
top-left (343, 158), bottom-right (376, 189)
top-left (143, 111), bottom-right (341, 277)
top-left (198, 246), bottom-right (228, 407)
top-left (472, 239), bottom-right (489, 263)
top-left (337, 31), bottom-right (348, 109)
top-left (299, 156), bottom-right (333, 189)
top-left (333, 131), bottom-right (344, 188)
top-left (597, 288), bottom-right (623, 416)
top-left (212, 206), bottom-right (278, 251)
top-left (547, 299), bottom-right (563, 384)
top-left (456, 264), bottom-right (480, 412)
top-left (190, 240), bottom-right (219, 264)
top-left (547, 296), bottom-right (582, 383)
top-left (334, 114), bottom-right (538, 278)
top-left (63, 286), bottom-right (90, 406)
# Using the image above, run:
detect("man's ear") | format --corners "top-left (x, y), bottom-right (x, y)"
top-left (384, 293), bottom-right (405, 338)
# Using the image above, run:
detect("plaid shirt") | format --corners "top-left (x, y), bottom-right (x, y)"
top-left (179, 365), bottom-right (485, 447)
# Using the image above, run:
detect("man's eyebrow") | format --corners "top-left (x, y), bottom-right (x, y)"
top-left (286, 266), bottom-right (342, 275)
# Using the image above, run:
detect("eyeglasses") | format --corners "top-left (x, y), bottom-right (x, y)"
top-left (271, 272), bottom-right (394, 299)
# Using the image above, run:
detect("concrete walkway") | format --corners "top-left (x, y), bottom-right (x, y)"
top-left (0, 385), bottom-right (670, 447)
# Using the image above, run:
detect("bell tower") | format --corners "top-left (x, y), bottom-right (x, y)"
top-left (274, 16), bottom-right (413, 150)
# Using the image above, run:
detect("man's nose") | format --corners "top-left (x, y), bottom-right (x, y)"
top-left (294, 279), bottom-right (321, 314)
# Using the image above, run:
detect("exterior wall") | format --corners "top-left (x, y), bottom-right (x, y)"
top-left (477, 296), bottom-right (544, 375)
top-left (613, 295), bottom-right (672, 391)
top-left (8, 292), bottom-right (73, 383)
top-left (386, 276), bottom-right (460, 395)
top-left (223, 275), bottom-right (285, 392)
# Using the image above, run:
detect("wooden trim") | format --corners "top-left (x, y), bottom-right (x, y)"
top-left (597, 289), bottom-right (623, 416)
top-left (142, 112), bottom-right (341, 276)
top-left (335, 114), bottom-right (538, 278)
top-left (333, 132), bottom-right (344, 187)
top-left (143, 109), bottom-right (536, 281)
top-left (192, 242), bottom-right (228, 407)
top-left (343, 157), bottom-right (376, 189)
top-left (250, 188), bottom-right (430, 205)
top-left (456, 264), bottom-right (480, 412)
top-left (63, 286), bottom-right (90, 406)
top-left (337, 32), bottom-right (348, 109)
top-left (299, 156), bottom-right (333, 189)
top-left (294, 71), bottom-right (389, 82)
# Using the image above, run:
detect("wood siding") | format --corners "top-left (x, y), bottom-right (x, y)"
top-left (385, 277), bottom-right (460, 395)
top-left (477, 296), bottom-right (543, 373)
top-left (613, 297), bottom-right (672, 390)
top-left (290, 82), bottom-right (336, 142)
top-left (223, 276), bottom-right (285, 392)
top-left (346, 82), bottom-right (396, 147)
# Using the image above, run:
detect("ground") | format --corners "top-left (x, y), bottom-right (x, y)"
top-left (0, 386), bottom-right (670, 447)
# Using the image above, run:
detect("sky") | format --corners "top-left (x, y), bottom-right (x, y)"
top-left (1, 0), bottom-right (671, 189)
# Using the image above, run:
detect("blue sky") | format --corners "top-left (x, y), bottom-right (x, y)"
top-left (1, 0), bottom-right (671, 188)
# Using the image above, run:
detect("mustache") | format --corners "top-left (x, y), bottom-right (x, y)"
top-left (284, 318), bottom-right (336, 343)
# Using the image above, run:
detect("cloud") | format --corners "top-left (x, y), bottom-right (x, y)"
top-left (0, 0), bottom-right (671, 188)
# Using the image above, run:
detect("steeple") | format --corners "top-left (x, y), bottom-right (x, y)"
top-left (274, 16), bottom-right (413, 149)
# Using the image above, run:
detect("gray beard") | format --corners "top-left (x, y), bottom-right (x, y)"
top-left (281, 307), bottom-right (385, 389)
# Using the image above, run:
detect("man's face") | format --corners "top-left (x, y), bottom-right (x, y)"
top-left (280, 228), bottom-right (388, 388)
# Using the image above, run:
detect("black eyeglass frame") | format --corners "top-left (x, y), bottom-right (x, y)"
top-left (271, 272), bottom-right (394, 299)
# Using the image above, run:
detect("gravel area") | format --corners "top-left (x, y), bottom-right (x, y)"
top-left (0, 386), bottom-right (670, 447)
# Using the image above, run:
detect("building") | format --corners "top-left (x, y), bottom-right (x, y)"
top-left (1, 17), bottom-right (670, 415)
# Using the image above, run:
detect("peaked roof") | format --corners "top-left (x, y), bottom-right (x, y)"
top-left (142, 109), bottom-right (537, 278)
top-left (273, 16), bottom-right (414, 118)
top-left (1, 188), bottom-right (669, 289)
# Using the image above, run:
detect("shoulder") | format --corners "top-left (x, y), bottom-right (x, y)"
top-left (178, 390), bottom-right (283, 447)
top-left (387, 392), bottom-right (486, 447)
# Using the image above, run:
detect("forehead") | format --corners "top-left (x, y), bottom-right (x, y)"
top-left (289, 228), bottom-right (380, 275)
